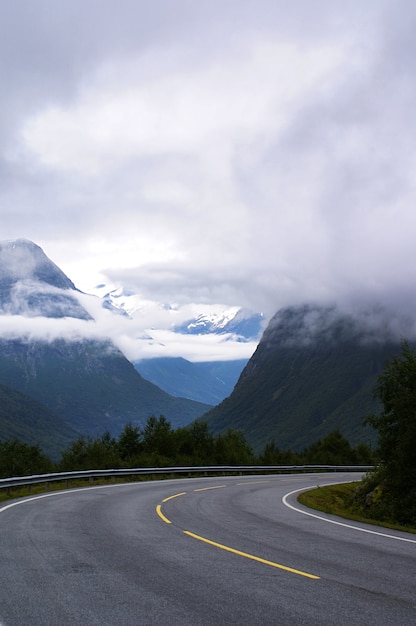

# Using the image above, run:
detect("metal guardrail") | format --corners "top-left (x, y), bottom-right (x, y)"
top-left (0, 465), bottom-right (373, 493)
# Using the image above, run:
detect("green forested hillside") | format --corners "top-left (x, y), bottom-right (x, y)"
top-left (202, 305), bottom-right (404, 451)
top-left (0, 338), bottom-right (212, 440)
top-left (0, 383), bottom-right (77, 459)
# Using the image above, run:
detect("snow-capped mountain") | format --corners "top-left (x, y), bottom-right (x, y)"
top-left (91, 284), bottom-right (265, 341)
top-left (92, 284), bottom-right (144, 317)
top-left (174, 307), bottom-right (265, 340)
top-left (86, 284), bottom-right (264, 403)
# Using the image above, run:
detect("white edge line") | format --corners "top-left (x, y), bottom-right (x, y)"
top-left (0, 482), bottom-right (133, 515)
top-left (282, 481), bottom-right (416, 544)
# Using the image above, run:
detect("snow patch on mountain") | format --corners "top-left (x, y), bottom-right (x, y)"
top-left (90, 284), bottom-right (265, 341)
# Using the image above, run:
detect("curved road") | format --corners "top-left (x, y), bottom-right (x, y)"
top-left (1, 473), bottom-right (415, 625)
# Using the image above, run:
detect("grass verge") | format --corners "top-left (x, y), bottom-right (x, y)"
top-left (298, 482), bottom-right (416, 534)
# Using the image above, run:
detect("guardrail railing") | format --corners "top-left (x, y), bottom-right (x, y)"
top-left (0, 465), bottom-right (373, 494)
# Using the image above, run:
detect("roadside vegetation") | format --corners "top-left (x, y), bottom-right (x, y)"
top-left (4, 340), bottom-right (415, 532)
top-left (298, 482), bottom-right (416, 534)
top-left (0, 418), bottom-right (372, 480)
top-left (299, 341), bottom-right (416, 532)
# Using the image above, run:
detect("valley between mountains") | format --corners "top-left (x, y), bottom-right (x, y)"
top-left (0, 238), bottom-right (409, 457)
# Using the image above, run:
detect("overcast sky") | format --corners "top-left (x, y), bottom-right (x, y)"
top-left (1, 1), bottom-right (416, 358)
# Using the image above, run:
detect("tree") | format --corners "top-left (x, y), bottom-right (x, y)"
top-left (58, 432), bottom-right (119, 470)
top-left (366, 340), bottom-right (416, 525)
top-left (174, 421), bottom-right (215, 464)
top-left (257, 440), bottom-right (300, 465)
top-left (142, 415), bottom-right (174, 461)
top-left (0, 438), bottom-right (52, 477)
top-left (304, 430), bottom-right (354, 465)
top-left (214, 428), bottom-right (254, 465)
top-left (118, 423), bottom-right (143, 463)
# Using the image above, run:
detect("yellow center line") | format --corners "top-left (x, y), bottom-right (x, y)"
top-left (193, 485), bottom-right (226, 492)
top-left (157, 487), bottom-right (320, 580)
top-left (156, 504), bottom-right (171, 524)
top-left (236, 481), bottom-right (270, 485)
top-left (183, 530), bottom-right (320, 580)
top-left (162, 492), bottom-right (187, 502)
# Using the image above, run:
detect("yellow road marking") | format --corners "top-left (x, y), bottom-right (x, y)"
top-left (236, 481), bottom-right (269, 485)
top-left (162, 492), bottom-right (187, 502)
top-left (183, 531), bottom-right (320, 580)
top-left (193, 485), bottom-right (226, 492)
top-left (156, 504), bottom-right (171, 524)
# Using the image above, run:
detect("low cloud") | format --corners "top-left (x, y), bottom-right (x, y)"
top-left (0, 314), bottom-right (102, 344)
top-left (1, 2), bottom-right (416, 328)
top-left (77, 291), bottom-right (258, 361)
top-left (266, 301), bottom-right (416, 349)
top-left (0, 287), bottom-right (258, 362)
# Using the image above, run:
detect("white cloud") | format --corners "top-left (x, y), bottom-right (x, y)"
top-left (0, 315), bottom-right (101, 344)
top-left (1, 0), bottom-right (416, 352)
top-left (76, 291), bottom-right (258, 361)
top-left (21, 39), bottom-right (346, 175)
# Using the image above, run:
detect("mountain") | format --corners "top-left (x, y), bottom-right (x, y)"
top-left (0, 239), bottom-right (211, 453)
top-left (92, 284), bottom-right (145, 317)
top-left (201, 304), bottom-right (405, 452)
top-left (0, 239), bottom-right (91, 319)
top-left (92, 284), bottom-right (264, 340)
top-left (0, 337), bottom-right (212, 437)
top-left (133, 357), bottom-right (248, 405)
top-left (90, 285), bottom-right (262, 403)
top-left (173, 307), bottom-right (265, 339)
top-left (91, 285), bottom-right (263, 402)
top-left (0, 383), bottom-right (77, 460)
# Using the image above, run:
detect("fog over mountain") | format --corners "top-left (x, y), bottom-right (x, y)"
top-left (202, 303), bottom-right (411, 451)
top-left (0, 239), bottom-right (211, 453)
top-left (1, 238), bottom-right (415, 454)
top-left (0, 240), bottom-right (261, 362)
top-left (1, 2), bottom-right (415, 334)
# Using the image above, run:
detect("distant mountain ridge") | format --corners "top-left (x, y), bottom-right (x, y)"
top-left (92, 284), bottom-right (264, 341)
top-left (91, 284), bottom-right (263, 404)
top-left (0, 239), bottom-right (211, 454)
top-left (133, 357), bottom-right (248, 405)
top-left (173, 308), bottom-right (264, 340)
top-left (202, 304), bottom-right (406, 452)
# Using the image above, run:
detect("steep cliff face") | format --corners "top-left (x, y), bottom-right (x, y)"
top-left (202, 305), bottom-right (404, 451)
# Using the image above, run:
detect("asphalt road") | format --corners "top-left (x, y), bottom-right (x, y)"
top-left (0, 472), bottom-right (415, 625)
